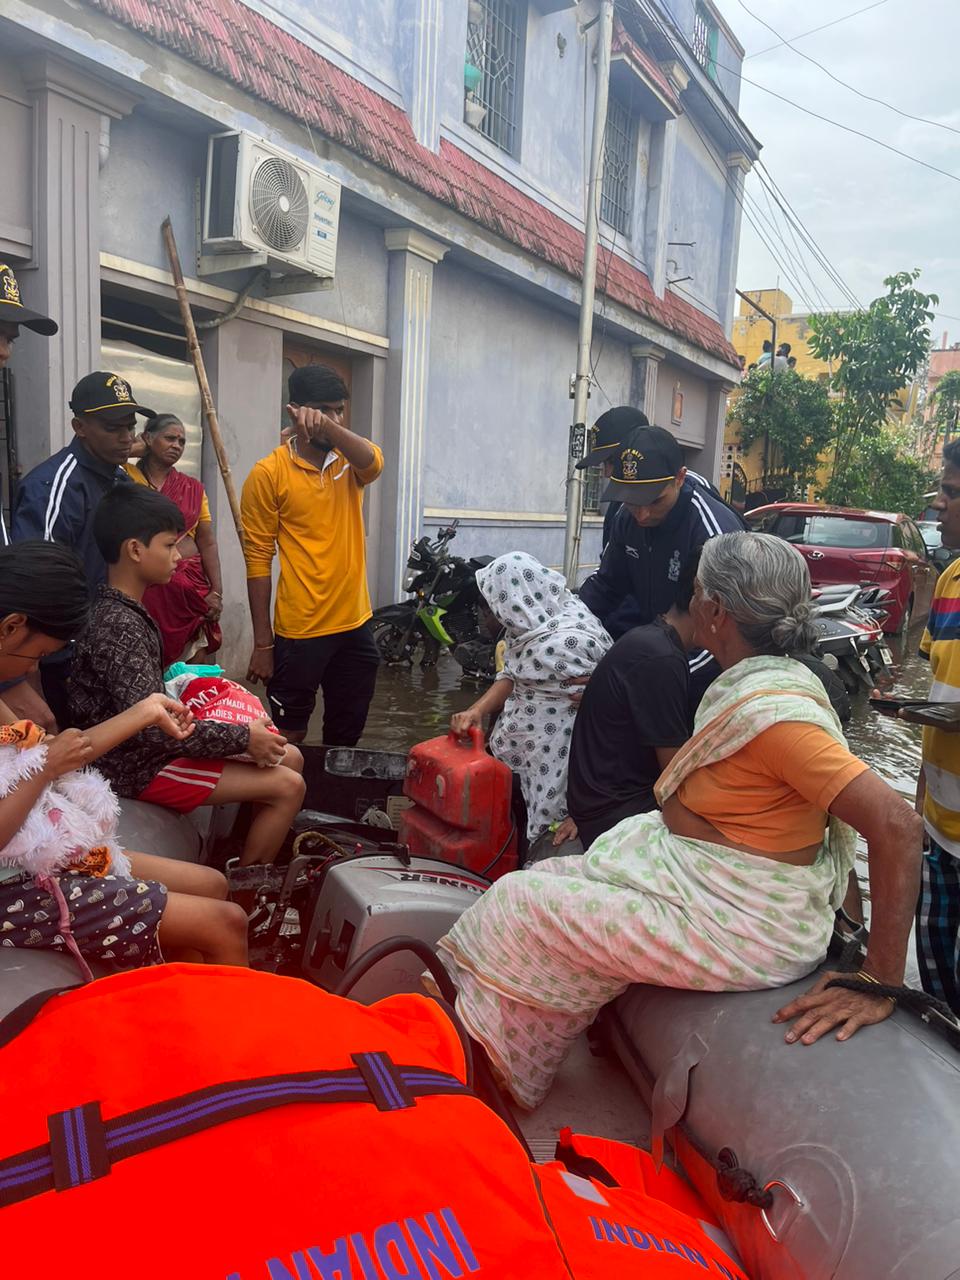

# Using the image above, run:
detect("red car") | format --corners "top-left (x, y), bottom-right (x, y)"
top-left (744, 503), bottom-right (936, 633)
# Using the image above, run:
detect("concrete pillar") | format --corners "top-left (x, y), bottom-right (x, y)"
top-left (17, 55), bottom-right (136, 469)
top-left (398, 0), bottom-right (443, 151)
top-left (643, 119), bottom-right (678, 298)
top-left (382, 228), bottom-right (447, 596)
top-left (718, 152), bottom-right (752, 334)
top-left (202, 318), bottom-right (284, 676)
top-left (349, 353), bottom-right (389, 606)
top-left (702, 380), bottom-right (737, 485)
top-left (644, 63), bottom-right (685, 298)
top-left (630, 343), bottom-right (666, 421)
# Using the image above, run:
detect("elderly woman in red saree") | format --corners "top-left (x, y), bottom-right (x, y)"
top-left (125, 414), bottom-right (224, 665)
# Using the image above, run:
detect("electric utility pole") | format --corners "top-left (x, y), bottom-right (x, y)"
top-left (562, 0), bottom-right (615, 585)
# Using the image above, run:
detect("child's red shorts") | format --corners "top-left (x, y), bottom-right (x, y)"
top-left (138, 758), bottom-right (227, 813)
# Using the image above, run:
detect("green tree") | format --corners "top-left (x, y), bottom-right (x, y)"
top-left (731, 367), bottom-right (834, 497)
top-left (823, 428), bottom-right (934, 515)
top-left (808, 270), bottom-right (938, 504)
top-left (930, 369), bottom-right (960, 450)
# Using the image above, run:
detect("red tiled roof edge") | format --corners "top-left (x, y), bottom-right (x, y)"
top-left (610, 16), bottom-right (680, 112)
top-left (82, 0), bottom-right (738, 366)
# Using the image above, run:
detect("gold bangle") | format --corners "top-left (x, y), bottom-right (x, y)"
top-left (255, 643), bottom-right (275, 650)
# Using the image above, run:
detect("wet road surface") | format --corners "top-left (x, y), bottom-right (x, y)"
top-left (354, 631), bottom-right (929, 798)
top-left (346, 627), bottom-right (929, 932)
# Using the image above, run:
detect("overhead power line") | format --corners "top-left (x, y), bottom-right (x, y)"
top-left (735, 0), bottom-right (960, 138)
top-left (753, 163), bottom-right (862, 309)
top-left (745, 0), bottom-right (892, 60)
top-left (736, 71), bottom-right (960, 184)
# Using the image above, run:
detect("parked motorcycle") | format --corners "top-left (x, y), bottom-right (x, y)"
top-left (812, 582), bottom-right (895, 694)
top-left (372, 521), bottom-right (496, 671)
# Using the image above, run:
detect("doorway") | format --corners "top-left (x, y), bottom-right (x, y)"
top-left (281, 341), bottom-right (353, 432)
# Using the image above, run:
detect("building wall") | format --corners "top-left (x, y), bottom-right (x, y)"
top-left (0, 0), bottom-right (755, 679)
top-left (667, 118), bottom-right (727, 322)
top-left (241, 0), bottom-right (403, 101)
top-left (0, 59), bottom-right (32, 259)
top-left (424, 257), bottom-right (627, 571)
top-left (101, 111), bottom-right (391, 340)
top-left (925, 342), bottom-right (960, 468)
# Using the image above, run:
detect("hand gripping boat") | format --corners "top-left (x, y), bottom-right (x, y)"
top-left (603, 969), bottom-right (960, 1280)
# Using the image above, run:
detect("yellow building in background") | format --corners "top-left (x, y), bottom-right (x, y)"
top-left (731, 289), bottom-right (835, 379)
top-left (721, 290), bottom-right (835, 508)
top-left (722, 289), bottom-right (919, 510)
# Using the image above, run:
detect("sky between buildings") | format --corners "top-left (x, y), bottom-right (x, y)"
top-left (712, 0), bottom-right (960, 338)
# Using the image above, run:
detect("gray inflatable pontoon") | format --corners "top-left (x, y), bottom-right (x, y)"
top-left (606, 970), bottom-right (960, 1280)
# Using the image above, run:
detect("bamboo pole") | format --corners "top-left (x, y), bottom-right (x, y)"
top-left (161, 216), bottom-right (245, 551)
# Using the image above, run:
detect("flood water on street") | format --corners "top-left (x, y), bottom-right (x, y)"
top-left (350, 627), bottom-right (931, 927)
top-left (357, 631), bottom-right (930, 799)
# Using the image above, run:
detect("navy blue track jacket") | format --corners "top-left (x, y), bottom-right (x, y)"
top-left (581, 476), bottom-right (745, 639)
top-left (11, 439), bottom-right (131, 593)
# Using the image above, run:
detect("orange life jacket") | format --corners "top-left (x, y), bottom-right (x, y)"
top-left (0, 965), bottom-right (571, 1279)
top-left (540, 1131), bottom-right (749, 1279)
top-left (0, 967), bottom-right (751, 1280)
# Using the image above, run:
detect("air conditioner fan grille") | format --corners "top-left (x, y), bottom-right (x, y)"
top-left (250, 156), bottom-right (309, 252)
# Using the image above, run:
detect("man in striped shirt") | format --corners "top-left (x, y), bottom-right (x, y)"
top-left (916, 438), bottom-right (960, 1012)
top-left (11, 371), bottom-right (150, 723)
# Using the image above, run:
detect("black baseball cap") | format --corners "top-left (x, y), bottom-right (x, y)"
top-left (69, 371), bottom-right (155, 423)
top-left (576, 406), bottom-right (649, 469)
top-left (601, 425), bottom-right (684, 505)
top-left (0, 264), bottom-right (58, 337)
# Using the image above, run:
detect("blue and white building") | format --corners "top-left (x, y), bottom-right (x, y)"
top-left (0, 0), bottom-right (759, 669)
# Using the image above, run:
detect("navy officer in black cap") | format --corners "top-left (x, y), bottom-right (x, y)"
top-left (0, 262), bottom-right (58, 379)
top-left (0, 265), bottom-right (59, 724)
top-left (12, 371), bottom-right (153, 724)
top-left (576, 406), bottom-right (650, 550)
top-left (579, 423), bottom-right (743, 702)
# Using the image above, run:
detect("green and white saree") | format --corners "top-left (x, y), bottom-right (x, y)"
top-left (437, 656), bottom-right (859, 1108)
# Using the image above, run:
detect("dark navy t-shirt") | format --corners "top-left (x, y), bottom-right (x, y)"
top-left (567, 618), bottom-right (690, 841)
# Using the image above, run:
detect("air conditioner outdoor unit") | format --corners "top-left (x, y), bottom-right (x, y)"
top-left (201, 131), bottom-right (341, 282)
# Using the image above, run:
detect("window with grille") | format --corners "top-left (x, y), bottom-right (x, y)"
top-left (600, 95), bottom-right (638, 236)
top-left (583, 464), bottom-right (604, 515)
top-left (465, 0), bottom-right (526, 155)
top-left (693, 3), bottom-right (720, 81)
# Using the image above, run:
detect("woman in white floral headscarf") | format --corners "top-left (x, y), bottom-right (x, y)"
top-left (450, 552), bottom-right (612, 841)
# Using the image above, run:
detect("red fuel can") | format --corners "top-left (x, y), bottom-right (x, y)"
top-left (399, 727), bottom-right (518, 879)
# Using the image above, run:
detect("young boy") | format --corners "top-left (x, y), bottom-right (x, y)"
top-left (69, 486), bottom-right (305, 865)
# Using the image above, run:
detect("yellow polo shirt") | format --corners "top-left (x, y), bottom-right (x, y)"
top-left (920, 557), bottom-right (960, 853)
top-left (241, 439), bottom-right (383, 640)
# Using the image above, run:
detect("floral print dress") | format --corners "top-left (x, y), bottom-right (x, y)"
top-left (477, 553), bottom-right (612, 840)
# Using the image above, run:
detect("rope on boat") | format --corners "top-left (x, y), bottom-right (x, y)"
top-left (714, 1148), bottom-right (775, 1210)
top-left (824, 976), bottom-right (960, 1050)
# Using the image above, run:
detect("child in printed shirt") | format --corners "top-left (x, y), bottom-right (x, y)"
top-left (68, 486), bottom-right (305, 865)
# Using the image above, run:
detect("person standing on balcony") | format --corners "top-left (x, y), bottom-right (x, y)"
top-left (242, 365), bottom-right (383, 746)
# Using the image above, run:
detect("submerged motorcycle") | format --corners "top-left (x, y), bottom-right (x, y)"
top-left (812, 582), bottom-right (895, 693)
top-left (372, 521), bottom-right (496, 672)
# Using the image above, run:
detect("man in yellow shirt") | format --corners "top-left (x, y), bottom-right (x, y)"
top-left (241, 366), bottom-right (383, 745)
top-left (917, 437), bottom-right (960, 1012)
